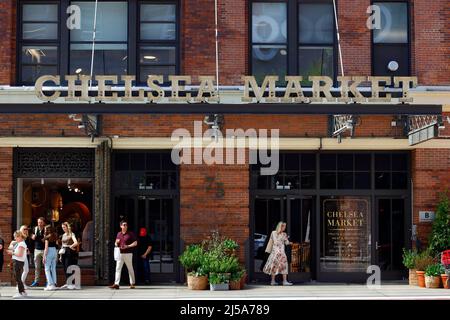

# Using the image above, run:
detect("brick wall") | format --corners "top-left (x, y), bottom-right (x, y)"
top-left (0, 148), bottom-right (13, 283)
top-left (180, 159), bottom-right (249, 262)
top-left (411, 148), bottom-right (450, 248)
top-left (0, 0), bottom-right (15, 85)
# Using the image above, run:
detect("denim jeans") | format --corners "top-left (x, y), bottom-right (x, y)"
top-left (141, 257), bottom-right (150, 282)
top-left (44, 247), bottom-right (57, 286)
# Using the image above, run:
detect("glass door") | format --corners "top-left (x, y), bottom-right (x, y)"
top-left (375, 197), bottom-right (408, 279)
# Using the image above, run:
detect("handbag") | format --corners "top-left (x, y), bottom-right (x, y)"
top-left (265, 232), bottom-right (274, 253)
top-left (58, 247), bottom-right (66, 255)
top-left (114, 247), bottom-right (121, 261)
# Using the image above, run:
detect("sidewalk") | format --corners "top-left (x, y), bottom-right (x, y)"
top-left (1, 282), bottom-right (450, 300)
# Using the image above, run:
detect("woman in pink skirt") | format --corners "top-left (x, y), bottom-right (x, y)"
top-left (263, 221), bottom-right (293, 285)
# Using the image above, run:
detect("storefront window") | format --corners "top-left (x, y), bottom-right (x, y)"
top-left (17, 178), bottom-right (94, 266)
top-left (320, 196), bottom-right (371, 272)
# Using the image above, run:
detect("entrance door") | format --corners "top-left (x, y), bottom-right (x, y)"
top-left (113, 195), bottom-right (178, 283)
top-left (251, 195), bottom-right (314, 282)
top-left (375, 197), bottom-right (408, 279)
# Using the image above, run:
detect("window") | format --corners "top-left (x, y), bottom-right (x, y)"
top-left (70, 1), bottom-right (128, 76)
top-left (372, 2), bottom-right (409, 76)
top-left (251, 0), bottom-right (335, 85)
top-left (19, 3), bottom-right (59, 84)
top-left (375, 153), bottom-right (408, 189)
top-left (139, 3), bottom-right (178, 84)
top-left (17, 1), bottom-right (179, 85)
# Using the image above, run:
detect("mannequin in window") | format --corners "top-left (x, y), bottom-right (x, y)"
top-left (47, 191), bottom-right (63, 227)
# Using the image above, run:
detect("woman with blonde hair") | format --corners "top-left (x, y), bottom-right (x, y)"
top-left (263, 221), bottom-right (293, 285)
top-left (9, 225), bottom-right (31, 289)
top-left (7, 230), bottom-right (28, 298)
top-left (59, 222), bottom-right (79, 289)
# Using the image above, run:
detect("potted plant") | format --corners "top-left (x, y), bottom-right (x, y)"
top-left (442, 271), bottom-right (449, 289)
top-left (402, 248), bottom-right (418, 286)
top-left (209, 272), bottom-right (230, 291)
top-left (223, 239), bottom-right (239, 256)
top-left (415, 250), bottom-right (435, 288)
top-left (428, 191), bottom-right (450, 257)
top-left (425, 263), bottom-right (444, 288)
top-left (229, 269), bottom-right (245, 290)
top-left (179, 244), bottom-right (208, 290)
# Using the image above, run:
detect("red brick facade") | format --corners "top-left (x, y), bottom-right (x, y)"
top-left (0, 148), bottom-right (13, 284)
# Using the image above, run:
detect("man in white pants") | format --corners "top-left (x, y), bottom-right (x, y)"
top-left (109, 221), bottom-right (137, 289)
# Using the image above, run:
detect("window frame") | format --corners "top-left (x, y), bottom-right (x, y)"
top-left (17, 0), bottom-right (61, 85)
top-left (371, 0), bottom-right (411, 77)
top-left (249, 0), bottom-right (338, 86)
top-left (16, 0), bottom-right (180, 86)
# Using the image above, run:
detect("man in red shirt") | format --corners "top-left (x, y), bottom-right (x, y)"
top-left (109, 221), bottom-right (137, 289)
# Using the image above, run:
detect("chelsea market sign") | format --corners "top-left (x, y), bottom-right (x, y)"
top-left (34, 75), bottom-right (418, 103)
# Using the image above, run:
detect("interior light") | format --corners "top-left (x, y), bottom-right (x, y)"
top-left (75, 68), bottom-right (82, 74)
top-left (144, 55), bottom-right (157, 60)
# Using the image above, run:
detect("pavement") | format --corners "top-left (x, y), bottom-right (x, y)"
top-left (1, 282), bottom-right (450, 300)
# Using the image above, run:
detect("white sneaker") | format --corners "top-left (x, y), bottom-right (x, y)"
top-left (44, 285), bottom-right (57, 291)
top-left (270, 281), bottom-right (277, 286)
top-left (13, 293), bottom-right (24, 299)
top-left (67, 285), bottom-right (75, 290)
top-left (21, 291), bottom-right (28, 297)
top-left (60, 284), bottom-right (69, 290)
top-left (282, 281), bottom-right (293, 286)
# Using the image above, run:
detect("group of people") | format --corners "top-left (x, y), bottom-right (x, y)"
top-left (6, 217), bottom-right (80, 298)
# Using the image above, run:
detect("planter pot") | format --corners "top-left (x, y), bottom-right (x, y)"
top-left (210, 283), bottom-right (229, 291)
top-left (416, 271), bottom-right (426, 288)
top-left (187, 274), bottom-right (208, 290)
top-left (229, 280), bottom-right (241, 290)
top-left (408, 269), bottom-right (418, 286)
top-left (441, 274), bottom-right (449, 289)
top-left (425, 275), bottom-right (441, 288)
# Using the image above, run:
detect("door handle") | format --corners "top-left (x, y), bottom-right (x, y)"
top-left (375, 241), bottom-right (381, 250)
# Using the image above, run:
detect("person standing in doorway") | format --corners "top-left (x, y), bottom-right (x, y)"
top-left (263, 221), bottom-right (293, 286)
top-left (59, 222), bottom-right (79, 289)
top-left (43, 225), bottom-right (58, 291)
top-left (30, 217), bottom-right (46, 287)
top-left (137, 227), bottom-right (153, 285)
top-left (109, 221), bottom-right (137, 289)
top-left (7, 230), bottom-right (28, 298)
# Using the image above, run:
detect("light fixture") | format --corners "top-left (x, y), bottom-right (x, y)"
top-left (74, 188), bottom-right (79, 193)
top-left (387, 61), bottom-right (399, 72)
top-left (144, 55), bottom-right (157, 60)
top-left (280, 49), bottom-right (287, 56)
top-left (78, 123), bottom-right (85, 129)
top-left (41, 178), bottom-right (44, 185)
top-left (75, 68), bottom-right (82, 74)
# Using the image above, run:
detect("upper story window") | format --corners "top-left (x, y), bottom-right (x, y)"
top-left (70, 1), bottom-right (128, 76)
top-left (372, 1), bottom-right (410, 76)
top-left (19, 3), bottom-right (59, 84)
top-left (251, 0), bottom-right (335, 85)
top-left (17, 1), bottom-right (179, 85)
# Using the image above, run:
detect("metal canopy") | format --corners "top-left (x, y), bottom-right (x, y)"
top-left (0, 103), bottom-right (442, 115)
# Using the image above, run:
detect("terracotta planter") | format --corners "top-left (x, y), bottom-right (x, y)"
top-left (187, 274), bottom-right (208, 290)
top-left (425, 275), bottom-right (441, 288)
top-left (441, 274), bottom-right (449, 289)
top-left (229, 280), bottom-right (241, 290)
top-left (416, 271), bottom-right (426, 288)
top-left (408, 269), bottom-right (418, 286)
top-left (240, 272), bottom-right (247, 289)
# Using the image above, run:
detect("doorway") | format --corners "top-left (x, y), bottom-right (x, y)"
top-left (251, 195), bottom-right (315, 282)
top-left (375, 197), bottom-right (408, 279)
top-left (113, 195), bottom-right (178, 284)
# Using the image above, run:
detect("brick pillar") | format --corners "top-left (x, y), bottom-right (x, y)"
top-left (0, 0), bottom-right (16, 85)
top-left (180, 155), bottom-right (249, 263)
top-left (411, 148), bottom-right (450, 248)
top-left (0, 148), bottom-right (13, 283)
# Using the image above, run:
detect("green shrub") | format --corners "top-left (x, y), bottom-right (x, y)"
top-left (428, 191), bottom-right (450, 255)
top-left (223, 239), bottom-right (239, 250)
top-left (425, 263), bottom-right (445, 277)
top-left (415, 250), bottom-right (436, 271)
top-left (179, 244), bottom-right (205, 273)
top-left (209, 273), bottom-right (230, 285)
top-left (402, 248), bottom-right (418, 269)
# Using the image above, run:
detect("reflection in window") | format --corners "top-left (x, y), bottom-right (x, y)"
top-left (139, 3), bottom-right (178, 84)
top-left (252, 2), bottom-right (287, 84)
top-left (17, 178), bottom-right (94, 266)
top-left (298, 3), bottom-right (334, 84)
top-left (20, 3), bottom-right (59, 84)
top-left (70, 2), bottom-right (128, 76)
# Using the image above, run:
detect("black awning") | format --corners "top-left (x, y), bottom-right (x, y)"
top-left (0, 103), bottom-right (442, 115)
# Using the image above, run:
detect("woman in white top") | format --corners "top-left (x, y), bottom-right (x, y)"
top-left (19, 225), bottom-right (30, 288)
top-left (7, 230), bottom-right (28, 298)
top-left (59, 222), bottom-right (78, 288)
